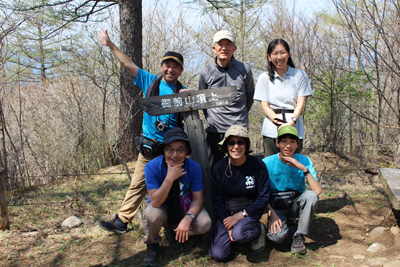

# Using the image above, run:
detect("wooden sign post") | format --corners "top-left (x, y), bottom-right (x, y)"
top-left (140, 86), bottom-right (237, 223)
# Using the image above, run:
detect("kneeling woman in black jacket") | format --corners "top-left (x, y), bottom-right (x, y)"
top-left (209, 125), bottom-right (270, 261)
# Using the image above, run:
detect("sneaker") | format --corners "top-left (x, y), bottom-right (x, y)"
top-left (251, 222), bottom-right (266, 252)
top-left (291, 234), bottom-right (306, 254)
top-left (144, 243), bottom-right (159, 266)
top-left (98, 214), bottom-right (127, 234)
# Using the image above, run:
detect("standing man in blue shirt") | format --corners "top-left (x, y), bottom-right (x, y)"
top-left (97, 29), bottom-right (187, 234)
top-left (262, 126), bottom-right (322, 255)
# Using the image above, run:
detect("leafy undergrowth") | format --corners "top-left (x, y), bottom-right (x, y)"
top-left (1, 152), bottom-right (399, 267)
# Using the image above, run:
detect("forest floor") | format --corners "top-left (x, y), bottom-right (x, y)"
top-left (1, 152), bottom-right (400, 267)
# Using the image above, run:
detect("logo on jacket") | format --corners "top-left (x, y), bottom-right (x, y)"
top-left (245, 176), bottom-right (255, 189)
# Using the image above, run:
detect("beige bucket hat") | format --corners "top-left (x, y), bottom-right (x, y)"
top-left (218, 125), bottom-right (252, 154)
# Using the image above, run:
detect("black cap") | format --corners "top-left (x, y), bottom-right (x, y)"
top-left (161, 51), bottom-right (184, 67)
top-left (158, 127), bottom-right (191, 155)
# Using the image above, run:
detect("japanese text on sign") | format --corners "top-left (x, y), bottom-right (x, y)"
top-left (160, 93), bottom-right (229, 108)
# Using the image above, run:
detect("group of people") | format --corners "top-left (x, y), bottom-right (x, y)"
top-left (97, 29), bottom-right (322, 266)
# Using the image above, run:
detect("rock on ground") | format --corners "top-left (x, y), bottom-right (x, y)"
top-left (61, 216), bottom-right (83, 229)
top-left (353, 254), bottom-right (365, 260)
top-left (384, 261), bottom-right (400, 267)
top-left (366, 242), bottom-right (386, 253)
top-left (369, 227), bottom-right (387, 238)
top-left (390, 226), bottom-right (399, 235)
top-left (366, 257), bottom-right (390, 266)
top-left (330, 255), bottom-right (346, 259)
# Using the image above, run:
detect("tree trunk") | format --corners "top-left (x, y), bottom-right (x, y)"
top-left (118, 0), bottom-right (143, 163)
top-left (0, 101), bottom-right (9, 230)
top-left (38, 25), bottom-right (46, 82)
top-left (0, 167), bottom-right (8, 230)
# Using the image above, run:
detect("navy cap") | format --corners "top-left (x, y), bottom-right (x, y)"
top-left (161, 51), bottom-right (184, 67)
top-left (158, 127), bottom-right (191, 155)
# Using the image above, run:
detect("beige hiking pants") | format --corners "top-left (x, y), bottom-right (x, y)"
top-left (117, 153), bottom-right (156, 224)
top-left (142, 204), bottom-right (212, 244)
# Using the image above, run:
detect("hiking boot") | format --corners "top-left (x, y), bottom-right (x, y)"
top-left (144, 243), bottom-right (159, 266)
top-left (98, 214), bottom-right (127, 234)
top-left (251, 222), bottom-right (266, 252)
top-left (291, 234), bottom-right (306, 254)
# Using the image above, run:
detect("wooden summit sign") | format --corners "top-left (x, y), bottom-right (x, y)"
top-left (139, 86), bottom-right (237, 116)
top-left (139, 86), bottom-right (237, 227)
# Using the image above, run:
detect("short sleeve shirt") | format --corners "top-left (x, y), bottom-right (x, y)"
top-left (145, 156), bottom-right (203, 205)
top-left (254, 67), bottom-right (313, 139)
top-left (134, 68), bottom-right (185, 141)
top-left (262, 153), bottom-right (317, 193)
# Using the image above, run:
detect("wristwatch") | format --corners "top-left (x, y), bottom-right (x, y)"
top-left (187, 213), bottom-right (195, 220)
top-left (303, 169), bottom-right (310, 176)
top-left (291, 117), bottom-right (297, 124)
top-left (242, 210), bottom-right (247, 217)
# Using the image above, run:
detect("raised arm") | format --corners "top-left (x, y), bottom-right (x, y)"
top-left (281, 156), bottom-right (322, 195)
top-left (97, 28), bottom-right (139, 78)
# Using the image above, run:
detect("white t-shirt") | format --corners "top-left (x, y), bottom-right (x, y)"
top-left (254, 66), bottom-right (313, 139)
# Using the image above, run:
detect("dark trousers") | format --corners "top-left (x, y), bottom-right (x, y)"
top-left (206, 131), bottom-right (226, 169)
top-left (209, 216), bottom-right (261, 262)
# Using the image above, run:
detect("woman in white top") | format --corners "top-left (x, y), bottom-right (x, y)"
top-left (254, 39), bottom-right (313, 157)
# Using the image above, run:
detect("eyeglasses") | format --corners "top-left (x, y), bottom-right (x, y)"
top-left (227, 140), bottom-right (245, 146)
top-left (215, 42), bottom-right (234, 48)
top-left (165, 147), bottom-right (186, 155)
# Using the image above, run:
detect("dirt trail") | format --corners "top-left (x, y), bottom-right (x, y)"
top-left (1, 152), bottom-right (399, 266)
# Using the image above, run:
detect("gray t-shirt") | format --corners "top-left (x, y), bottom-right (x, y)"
top-left (254, 67), bottom-right (312, 139)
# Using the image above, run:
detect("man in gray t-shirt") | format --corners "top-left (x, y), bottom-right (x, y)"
top-left (198, 30), bottom-right (255, 169)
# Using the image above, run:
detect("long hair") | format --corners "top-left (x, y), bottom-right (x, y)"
top-left (267, 39), bottom-right (295, 82)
